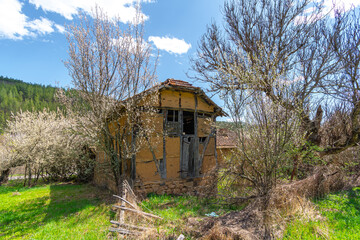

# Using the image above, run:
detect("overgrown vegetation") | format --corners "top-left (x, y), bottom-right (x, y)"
top-left (0, 181), bottom-right (242, 239)
top-left (284, 187), bottom-right (360, 239)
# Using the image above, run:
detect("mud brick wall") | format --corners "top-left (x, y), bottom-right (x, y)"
top-left (133, 174), bottom-right (218, 198)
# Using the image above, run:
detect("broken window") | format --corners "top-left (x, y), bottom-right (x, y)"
top-left (166, 110), bottom-right (180, 136)
top-left (167, 110), bottom-right (179, 122)
top-left (183, 111), bottom-right (194, 135)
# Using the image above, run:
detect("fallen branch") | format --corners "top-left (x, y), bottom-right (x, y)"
top-left (110, 220), bottom-right (150, 231)
top-left (113, 195), bottom-right (138, 210)
top-left (109, 227), bottom-right (141, 235)
top-left (112, 205), bottom-right (163, 219)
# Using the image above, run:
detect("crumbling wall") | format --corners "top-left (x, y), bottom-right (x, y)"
top-left (133, 174), bottom-right (218, 197)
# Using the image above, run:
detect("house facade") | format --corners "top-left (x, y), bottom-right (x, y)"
top-left (94, 79), bottom-right (224, 195)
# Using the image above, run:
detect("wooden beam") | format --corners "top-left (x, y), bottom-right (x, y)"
top-left (113, 195), bottom-right (137, 210)
top-left (110, 221), bottom-right (150, 231)
top-left (194, 94), bottom-right (200, 177)
top-left (179, 110), bottom-right (184, 178)
top-left (162, 109), bottom-right (167, 179)
top-left (112, 205), bottom-right (163, 219)
top-left (109, 227), bottom-right (141, 235)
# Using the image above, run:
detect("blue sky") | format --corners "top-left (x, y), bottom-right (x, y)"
top-left (0, 0), bottom-right (359, 115)
top-left (0, 0), bottom-right (225, 89)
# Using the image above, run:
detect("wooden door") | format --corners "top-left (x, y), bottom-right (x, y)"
top-left (181, 136), bottom-right (195, 178)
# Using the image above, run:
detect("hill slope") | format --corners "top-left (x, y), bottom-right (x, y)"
top-left (0, 76), bottom-right (61, 132)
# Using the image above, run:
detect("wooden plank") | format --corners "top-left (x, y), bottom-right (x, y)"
top-left (194, 94), bottom-right (200, 177)
top-left (110, 221), bottom-right (150, 231)
top-left (119, 184), bottom-right (127, 224)
top-left (162, 109), bottom-right (167, 179)
top-left (131, 127), bottom-right (137, 181)
top-left (213, 114), bottom-right (218, 167)
top-left (112, 205), bottom-right (163, 219)
top-left (109, 227), bottom-right (141, 235)
top-left (179, 110), bottom-right (183, 178)
top-left (181, 138), bottom-right (190, 178)
top-left (113, 195), bottom-right (137, 210)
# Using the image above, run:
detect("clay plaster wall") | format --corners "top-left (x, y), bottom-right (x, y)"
top-left (94, 88), bottom-right (219, 195)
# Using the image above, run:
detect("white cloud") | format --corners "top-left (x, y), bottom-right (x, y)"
top-left (0, 0), bottom-right (65, 39)
top-left (55, 24), bottom-right (66, 34)
top-left (28, 0), bottom-right (151, 23)
top-left (294, 0), bottom-right (360, 25)
top-left (0, 0), bottom-right (29, 39)
top-left (148, 36), bottom-right (191, 55)
top-left (27, 17), bottom-right (54, 35)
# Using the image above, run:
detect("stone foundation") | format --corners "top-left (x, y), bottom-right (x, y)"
top-left (133, 174), bottom-right (218, 198)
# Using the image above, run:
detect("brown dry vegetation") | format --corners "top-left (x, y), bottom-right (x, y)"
top-left (184, 164), bottom-right (359, 240)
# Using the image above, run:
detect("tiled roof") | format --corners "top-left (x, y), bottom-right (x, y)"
top-left (216, 128), bottom-right (237, 148)
top-left (161, 78), bottom-right (199, 89)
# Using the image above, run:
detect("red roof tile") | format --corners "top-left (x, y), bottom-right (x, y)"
top-left (161, 78), bottom-right (199, 89)
top-left (216, 128), bottom-right (237, 148)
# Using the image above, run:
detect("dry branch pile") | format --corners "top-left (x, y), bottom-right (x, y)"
top-left (110, 180), bottom-right (163, 239)
top-left (190, 166), bottom-right (350, 240)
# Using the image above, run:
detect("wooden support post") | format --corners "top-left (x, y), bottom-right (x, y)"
top-left (213, 114), bottom-right (218, 167)
top-left (118, 182), bottom-right (127, 225)
top-left (179, 110), bottom-right (184, 178)
top-left (194, 94), bottom-right (200, 177)
top-left (131, 127), bottom-right (137, 181)
top-left (162, 109), bottom-right (167, 179)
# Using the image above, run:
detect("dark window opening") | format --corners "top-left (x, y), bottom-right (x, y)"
top-left (199, 137), bottom-right (207, 143)
top-left (157, 109), bottom-right (163, 114)
top-left (183, 111), bottom-right (194, 135)
top-left (167, 110), bottom-right (179, 122)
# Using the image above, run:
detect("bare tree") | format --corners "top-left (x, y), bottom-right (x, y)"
top-left (320, 7), bottom-right (360, 155)
top-left (63, 6), bottom-right (158, 189)
top-left (190, 0), bottom-right (350, 151)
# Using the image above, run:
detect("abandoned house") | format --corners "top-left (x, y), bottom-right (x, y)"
top-left (94, 79), bottom-right (225, 195)
top-left (216, 128), bottom-right (237, 164)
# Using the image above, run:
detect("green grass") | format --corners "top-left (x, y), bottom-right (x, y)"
top-left (143, 193), bottom-right (241, 221)
top-left (0, 181), bottom-right (241, 239)
top-left (284, 187), bottom-right (360, 239)
top-left (141, 193), bottom-right (243, 238)
top-left (0, 180), bottom-right (113, 240)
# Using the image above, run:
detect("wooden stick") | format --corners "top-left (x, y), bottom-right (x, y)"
top-left (112, 205), bottom-right (163, 219)
top-left (109, 227), bottom-right (140, 235)
top-left (119, 182), bottom-right (127, 224)
top-left (113, 195), bottom-right (138, 210)
top-left (123, 180), bottom-right (138, 202)
top-left (110, 220), bottom-right (150, 231)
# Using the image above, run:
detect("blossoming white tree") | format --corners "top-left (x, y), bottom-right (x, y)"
top-left (0, 109), bottom-right (95, 186)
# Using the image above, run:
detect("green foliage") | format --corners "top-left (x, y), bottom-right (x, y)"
top-left (142, 193), bottom-right (241, 221)
top-left (0, 76), bottom-right (63, 133)
top-left (0, 181), bottom-right (111, 240)
top-left (284, 187), bottom-right (360, 239)
top-left (141, 193), bottom-right (243, 238)
top-left (0, 182), bottom-right (243, 240)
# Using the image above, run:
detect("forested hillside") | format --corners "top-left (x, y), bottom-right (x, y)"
top-left (0, 76), bottom-right (61, 132)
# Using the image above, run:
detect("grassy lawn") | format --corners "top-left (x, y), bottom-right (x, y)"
top-left (6, 180), bottom-right (357, 239)
top-left (0, 180), bottom-right (113, 240)
top-left (283, 187), bottom-right (360, 239)
top-left (0, 181), bottom-right (240, 239)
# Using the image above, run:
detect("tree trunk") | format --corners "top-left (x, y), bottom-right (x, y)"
top-left (0, 169), bottom-right (10, 185)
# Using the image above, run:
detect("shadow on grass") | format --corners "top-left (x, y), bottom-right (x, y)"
top-left (346, 187), bottom-right (360, 213)
top-left (0, 182), bottom-right (113, 239)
